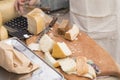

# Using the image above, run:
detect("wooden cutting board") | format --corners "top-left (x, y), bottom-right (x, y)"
top-left (26, 24), bottom-right (120, 80)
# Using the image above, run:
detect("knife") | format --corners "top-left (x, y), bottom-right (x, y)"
top-left (36, 17), bottom-right (57, 43)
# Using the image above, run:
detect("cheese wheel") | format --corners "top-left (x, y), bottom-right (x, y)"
top-left (0, 0), bottom-right (18, 23)
top-left (0, 26), bottom-right (8, 40)
top-left (27, 8), bottom-right (46, 34)
top-left (0, 12), bottom-right (2, 27)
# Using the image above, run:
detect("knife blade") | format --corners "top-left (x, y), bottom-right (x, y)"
top-left (36, 17), bottom-right (57, 43)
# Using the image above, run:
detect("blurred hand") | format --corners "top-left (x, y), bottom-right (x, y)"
top-left (15, 0), bottom-right (38, 14)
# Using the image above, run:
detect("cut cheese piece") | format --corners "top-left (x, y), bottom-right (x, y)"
top-left (0, 0), bottom-right (18, 23)
top-left (45, 52), bottom-right (59, 68)
top-left (28, 43), bottom-right (41, 51)
top-left (39, 34), bottom-right (55, 52)
top-left (0, 26), bottom-right (8, 41)
top-left (58, 19), bottom-right (70, 35)
top-left (76, 56), bottom-right (89, 76)
top-left (0, 12), bottom-right (2, 27)
top-left (65, 24), bottom-right (79, 41)
top-left (83, 64), bottom-right (96, 79)
top-left (58, 58), bottom-right (76, 74)
top-left (52, 42), bottom-right (72, 58)
top-left (27, 8), bottom-right (46, 34)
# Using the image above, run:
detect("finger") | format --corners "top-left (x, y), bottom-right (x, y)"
top-left (29, 0), bottom-right (37, 6)
top-left (18, 0), bottom-right (25, 6)
top-left (19, 5), bottom-right (24, 14)
top-left (14, 0), bottom-right (19, 12)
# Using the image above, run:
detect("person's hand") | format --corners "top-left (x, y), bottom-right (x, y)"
top-left (15, 0), bottom-right (38, 14)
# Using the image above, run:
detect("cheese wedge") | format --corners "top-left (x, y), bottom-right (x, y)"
top-left (27, 8), bottom-right (46, 34)
top-left (0, 12), bottom-right (2, 27)
top-left (45, 52), bottom-right (59, 68)
top-left (52, 42), bottom-right (72, 58)
top-left (0, 26), bottom-right (8, 41)
top-left (58, 58), bottom-right (76, 74)
top-left (39, 34), bottom-right (55, 52)
top-left (65, 24), bottom-right (79, 41)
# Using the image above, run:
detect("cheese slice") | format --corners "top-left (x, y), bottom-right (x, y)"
top-left (52, 42), bottom-right (72, 58)
top-left (39, 34), bottom-right (55, 52)
top-left (44, 52), bottom-right (59, 68)
top-left (27, 8), bottom-right (46, 34)
top-left (0, 0), bottom-right (18, 23)
top-left (58, 58), bottom-right (76, 74)
top-left (65, 24), bottom-right (79, 41)
top-left (0, 12), bottom-right (2, 27)
top-left (0, 26), bottom-right (8, 41)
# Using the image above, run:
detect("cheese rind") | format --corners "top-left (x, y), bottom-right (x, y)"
top-left (39, 34), bottom-right (55, 52)
top-left (0, 26), bottom-right (8, 41)
top-left (52, 42), bottom-right (72, 58)
top-left (65, 24), bottom-right (79, 41)
top-left (27, 8), bottom-right (46, 34)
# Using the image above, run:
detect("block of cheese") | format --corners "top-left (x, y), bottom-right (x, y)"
top-left (0, 26), bottom-right (8, 41)
top-left (65, 24), bottom-right (79, 41)
top-left (0, 0), bottom-right (18, 23)
top-left (58, 58), bottom-right (76, 74)
top-left (0, 12), bottom-right (2, 27)
top-left (26, 8), bottom-right (46, 34)
top-left (26, 8), bottom-right (52, 34)
top-left (44, 52), bottom-right (59, 68)
top-left (58, 19), bottom-right (70, 35)
top-left (39, 34), bottom-right (55, 52)
top-left (52, 42), bottom-right (72, 58)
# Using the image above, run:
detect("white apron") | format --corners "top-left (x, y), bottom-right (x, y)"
top-left (70, 0), bottom-right (120, 64)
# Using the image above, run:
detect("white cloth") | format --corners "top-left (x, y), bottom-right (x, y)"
top-left (70, 0), bottom-right (120, 64)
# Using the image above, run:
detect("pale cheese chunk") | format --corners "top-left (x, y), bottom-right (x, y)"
top-left (39, 34), bottom-right (55, 52)
top-left (52, 42), bottom-right (72, 58)
top-left (65, 24), bottom-right (79, 41)
top-left (45, 52), bottom-right (59, 68)
top-left (58, 58), bottom-right (76, 74)
top-left (28, 43), bottom-right (41, 51)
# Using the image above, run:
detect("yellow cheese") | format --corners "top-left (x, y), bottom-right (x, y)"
top-left (0, 12), bottom-right (2, 27)
top-left (65, 24), bottom-right (79, 41)
top-left (52, 42), bottom-right (72, 58)
top-left (27, 8), bottom-right (52, 34)
top-left (0, 26), bottom-right (8, 41)
top-left (0, 0), bottom-right (18, 23)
